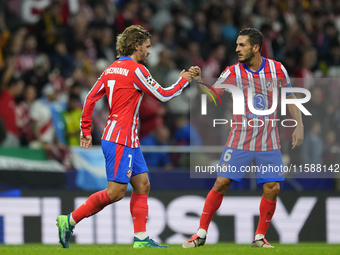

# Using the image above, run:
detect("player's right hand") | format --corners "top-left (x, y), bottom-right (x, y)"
top-left (189, 66), bottom-right (201, 78)
top-left (180, 69), bottom-right (192, 82)
top-left (80, 135), bottom-right (93, 149)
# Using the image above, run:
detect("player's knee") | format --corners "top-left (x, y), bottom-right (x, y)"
top-left (143, 180), bottom-right (150, 192)
top-left (139, 179), bottom-right (150, 193)
top-left (110, 191), bottom-right (125, 203)
top-left (132, 178), bottom-right (150, 194)
top-left (264, 182), bottom-right (280, 199)
top-left (271, 183), bottom-right (280, 195)
top-left (213, 177), bottom-right (232, 193)
top-left (107, 187), bottom-right (127, 203)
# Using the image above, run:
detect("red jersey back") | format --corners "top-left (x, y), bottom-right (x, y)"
top-left (81, 56), bottom-right (189, 148)
top-left (213, 57), bottom-right (291, 151)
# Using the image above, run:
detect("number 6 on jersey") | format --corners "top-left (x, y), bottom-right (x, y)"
top-left (223, 149), bottom-right (233, 162)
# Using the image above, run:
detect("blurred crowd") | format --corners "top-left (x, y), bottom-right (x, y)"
top-left (0, 0), bottom-right (339, 170)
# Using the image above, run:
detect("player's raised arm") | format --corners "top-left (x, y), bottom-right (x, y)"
top-left (286, 93), bottom-right (304, 149)
top-left (133, 65), bottom-right (191, 102)
top-left (189, 66), bottom-right (214, 102)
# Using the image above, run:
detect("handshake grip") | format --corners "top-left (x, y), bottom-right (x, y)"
top-left (180, 66), bottom-right (202, 82)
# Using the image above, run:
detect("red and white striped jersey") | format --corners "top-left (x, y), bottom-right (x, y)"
top-left (81, 56), bottom-right (189, 148)
top-left (214, 57), bottom-right (291, 151)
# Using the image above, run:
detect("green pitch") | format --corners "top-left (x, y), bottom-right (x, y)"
top-left (0, 243), bottom-right (339, 255)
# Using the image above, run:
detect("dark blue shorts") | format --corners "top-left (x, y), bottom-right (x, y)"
top-left (217, 146), bottom-right (285, 184)
top-left (101, 140), bottom-right (148, 183)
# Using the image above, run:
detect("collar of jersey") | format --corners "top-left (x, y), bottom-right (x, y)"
top-left (118, 56), bottom-right (133, 61)
top-left (242, 56), bottom-right (266, 74)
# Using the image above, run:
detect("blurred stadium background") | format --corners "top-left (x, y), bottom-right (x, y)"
top-left (0, 0), bottom-right (339, 246)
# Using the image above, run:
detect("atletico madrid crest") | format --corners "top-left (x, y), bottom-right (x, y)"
top-left (266, 81), bottom-right (274, 92)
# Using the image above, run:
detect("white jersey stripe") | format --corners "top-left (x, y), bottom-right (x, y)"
top-left (234, 64), bottom-right (243, 149)
top-left (106, 120), bottom-right (117, 141)
top-left (270, 127), bottom-right (278, 150)
top-left (102, 120), bottom-right (111, 140)
top-left (131, 94), bottom-right (143, 148)
top-left (258, 69), bottom-right (268, 151)
top-left (281, 65), bottom-right (291, 85)
top-left (115, 127), bottom-right (121, 144)
top-left (247, 71), bottom-right (258, 151)
top-left (135, 68), bottom-right (188, 102)
top-left (268, 59), bottom-right (279, 149)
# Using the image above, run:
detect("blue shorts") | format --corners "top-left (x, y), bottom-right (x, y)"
top-left (102, 140), bottom-right (148, 183)
top-left (217, 147), bottom-right (284, 184)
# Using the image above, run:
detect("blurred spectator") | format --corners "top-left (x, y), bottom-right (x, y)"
top-left (160, 23), bottom-right (177, 52)
top-left (62, 94), bottom-right (82, 146)
top-left (147, 32), bottom-right (164, 68)
top-left (35, 1), bottom-right (65, 52)
top-left (22, 0), bottom-right (50, 25)
top-left (139, 5), bottom-right (153, 31)
top-left (0, 77), bottom-right (24, 147)
top-left (303, 86), bottom-right (326, 130)
top-left (325, 42), bottom-right (340, 77)
top-left (301, 120), bottom-right (323, 166)
top-left (315, 21), bottom-right (338, 59)
top-left (139, 94), bottom-right (166, 139)
top-left (23, 53), bottom-right (50, 98)
top-left (188, 11), bottom-right (207, 44)
top-left (30, 86), bottom-right (55, 147)
top-left (323, 129), bottom-right (340, 167)
top-left (260, 23), bottom-right (274, 59)
top-left (96, 27), bottom-right (115, 64)
top-left (174, 114), bottom-right (201, 146)
top-left (16, 34), bottom-right (38, 74)
top-left (68, 82), bottom-right (83, 105)
top-left (50, 39), bottom-right (74, 77)
top-left (170, 2), bottom-right (192, 42)
top-left (202, 21), bottom-right (227, 59)
top-left (16, 85), bottom-right (37, 145)
top-left (68, 11), bottom-right (98, 67)
top-left (0, 14), bottom-right (10, 70)
top-left (115, 0), bottom-right (141, 33)
top-left (141, 125), bottom-right (172, 170)
top-left (202, 43), bottom-right (226, 78)
top-left (221, 6), bottom-right (238, 42)
top-left (294, 47), bottom-right (318, 89)
top-left (0, 0), bottom-right (23, 30)
top-left (148, 48), bottom-right (178, 86)
top-left (174, 41), bottom-right (192, 70)
top-left (73, 43), bottom-right (92, 75)
top-left (40, 83), bottom-right (67, 144)
top-left (188, 41), bottom-right (204, 70)
top-left (30, 85), bottom-right (71, 168)
top-left (90, 3), bottom-right (110, 28)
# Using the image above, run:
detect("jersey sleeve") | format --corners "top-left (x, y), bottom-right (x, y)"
top-left (212, 68), bottom-right (232, 95)
top-left (279, 64), bottom-right (293, 96)
top-left (133, 65), bottom-right (189, 102)
top-left (80, 72), bottom-right (106, 136)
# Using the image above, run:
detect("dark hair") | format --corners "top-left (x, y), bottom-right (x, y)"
top-left (116, 25), bottom-right (151, 58)
top-left (68, 93), bottom-right (80, 101)
top-left (239, 28), bottom-right (263, 51)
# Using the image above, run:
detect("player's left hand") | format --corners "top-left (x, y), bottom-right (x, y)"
top-left (189, 66), bottom-right (201, 78)
top-left (292, 125), bottom-right (304, 149)
top-left (80, 135), bottom-right (93, 149)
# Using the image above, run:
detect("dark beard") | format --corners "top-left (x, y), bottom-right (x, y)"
top-left (239, 51), bottom-right (255, 63)
top-left (137, 57), bottom-right (147, 65)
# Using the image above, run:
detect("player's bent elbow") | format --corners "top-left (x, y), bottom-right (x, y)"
top-left (157, 96), bottom-right (171, 103)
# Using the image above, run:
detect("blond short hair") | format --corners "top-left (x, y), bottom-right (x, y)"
top-left (116, 25), bottom-right (151, 58)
